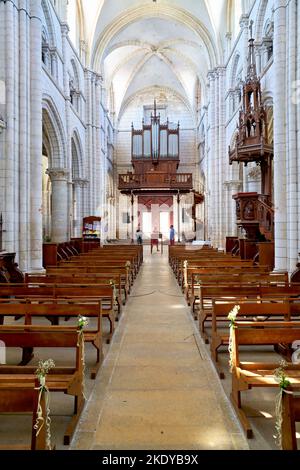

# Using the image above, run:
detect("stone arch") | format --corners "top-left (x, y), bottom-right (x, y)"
top-left (91, 5), bottom-right (219, 72)
top-left (42, 97), bottom-right (67, 169)
top-left (230, 52), bottom-right (241, 88)
top-left (41, 0), bottom-right (56, 47)
top-left (70, 59), bottom-right (80, 90)
top-left (71, 129), bottom-right (84, 179)
top-left (119, 86), bottom-right (195, 125)
top-left (255, 0), bottom-right (269, 42)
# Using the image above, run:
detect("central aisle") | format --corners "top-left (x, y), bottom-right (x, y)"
top-left (72, 247), bottom-right (248, 450)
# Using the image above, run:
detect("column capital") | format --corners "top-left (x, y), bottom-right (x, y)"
top-left (61, 23), bottom-right (70, 37)
top-left (223, 180), bottom-right (243, 189)
top-left (46, 168), bottom-right (69, 180)
top-left (73, 177), bottom-right (89, 187)
top-left (239, 14), bottom-right (249, 30)
top-left (207, 70), bottom-right (216, 82)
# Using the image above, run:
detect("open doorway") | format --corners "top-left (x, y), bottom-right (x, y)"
top-left (159, 211), bottom-right (170, 240)
top-left (142, 212), bottom-right (152, 241)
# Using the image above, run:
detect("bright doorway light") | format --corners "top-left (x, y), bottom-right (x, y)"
top-left (160, 212), bottom-right (169, 239)
top-left (142, 212), bottom-right (152, 239)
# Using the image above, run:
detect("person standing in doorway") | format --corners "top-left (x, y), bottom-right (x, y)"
top-left (169, 225), bottom-right (175, 245)
top-left (136, 228), bottom-right (143, 245)
top-left (151, 227), bottom-right (160, 253)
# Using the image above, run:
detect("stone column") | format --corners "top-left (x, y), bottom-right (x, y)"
top-left (47, 169), bottom-right (69, 242)
top-left (3, 0), bottom-right (16, 254)
top-left (240, 15), bottom-right (249, 76)
top-left (61, 23), bottom-right (72, 241)
top-left (177, 192), bottom-right (181, 242)
top-left (273, 0), bottom-right (287, 270)
top-left (73, 178), bottom-right (88, 238)
top-left (29, 0), bottom-right (43, 271)
top-left (287, 0), bottom-right (297, 272)
top-left (19, 0), bottom-right (30, 270)
top-left (297, 0), bottom-right (300, 263)
top-left (207, 71), bottom-right (216, 244)
top-left (255, 42), bottom-right (262, 75)
top-left (218, 66), bottom-right (226, 248)
top-left (85, 69), bottom-right (94, 215)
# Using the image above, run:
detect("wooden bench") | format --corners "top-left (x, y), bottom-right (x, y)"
top-left (47, 266), bottom-right (131, 299)
top-left (0, 299), bottom-right (103, 378)
top-left (230, 321), bottom-right (300, 438)
top-left (188, 271), bottom-right (288, 307)
top-left (0, 376), bottom-right (49, 450)
top-left (281, 386), bottom-right (300, 450)
top-left (0, 283), bottom-right (115, 341)
top-left (210, 300), bottom-right (293, 378)
top-left (198, 284), bottom-right (300, 331)
top-left (25, 273), bottom-right (123, 316)
top-left (0, 325), bottom-right (85, 445)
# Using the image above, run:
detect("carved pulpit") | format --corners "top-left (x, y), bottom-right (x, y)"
top-left (229, 22), bottom-right (274, 245)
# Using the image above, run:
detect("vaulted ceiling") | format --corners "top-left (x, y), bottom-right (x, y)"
top-left (69, 0), bottom-right (249, 120)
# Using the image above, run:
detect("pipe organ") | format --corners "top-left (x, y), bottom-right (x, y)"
top-left (131, 103), bottom-right (179, 162)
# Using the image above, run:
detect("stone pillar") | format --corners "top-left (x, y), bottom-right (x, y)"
top-left (29, 0), bottom-right (43, 271)
top-left (207, 71), bottom-right (216, 244)
top-left (95, 75), bottom-right (102, 215)
top-left (47, 169), bottom-right (69, 242)
top-left (19, 0), bottom-right (30, 270)
top-left (287, 0), bottom-right (297, 272)
top-left (73, 178), bottom-right (88, 238)
top-left (240, 15), bottom-right (249, 76)
top-left (177, 192), bottom-right (181, 242)
top-left (218, 66), bottom-right (226, 248)
top-left (3, 0), bottom-right (16, 254)
top-left (255, 42), bottom-right (262, 75)
top-left (61, 23), bottom-right (72, 241)
top-left (85, 69), bottom-right (94, 215)
top-left (297, 0), bottom-right (300, 263)
top-left (273, 0), bottom-right (287, 270)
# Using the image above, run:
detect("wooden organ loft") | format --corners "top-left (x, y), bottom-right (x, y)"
top-left (118, 102), bottom-right (193, 193)
top-left (228, 21), bottom-right (274, 266)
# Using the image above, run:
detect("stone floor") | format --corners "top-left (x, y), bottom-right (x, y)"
top-left (71, 247), bottom-right (249, 450)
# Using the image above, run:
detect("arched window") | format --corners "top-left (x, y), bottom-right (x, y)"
top-left (41, 29), bottom-right (50, 70)
top-left (263, 21), bottom-right (274, 65)
top-left (69, 60), bottom-right (81, 114)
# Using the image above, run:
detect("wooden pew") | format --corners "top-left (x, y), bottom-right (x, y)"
top-left (0, 299), bottom-right (103, 378)
top-left (0, 376), bottom-right (49, 450)
top-left (210, 300), bottom-right (293, 378)
top-left (0, 283), bottom-right (115, 336)
top-left (198, 284), bottom-right (300, 333)
top-left (47, 265), bottom-right (131, 299)
top-left (46, 267), bottom-right (129, 304)
top-left (188, 271), bottom-right (288, 308)
top-left (281, 386), bottom-right (300, 450)
top-left (59, 260), bottom-right (135, 285)
top-left (25, 273), bottom-right (123, 316)
top-left (230, 321), bottom-right (300, 438)
top-left (0, 325), bottom-right (85, 445)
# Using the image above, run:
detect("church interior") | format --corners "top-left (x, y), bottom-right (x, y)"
top-left (0, 0), bottom-right (300, 452)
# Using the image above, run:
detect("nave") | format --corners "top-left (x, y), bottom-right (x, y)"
top-left (71, 247), bottom-right (248, 450)
top-left (0, 244), bottom-right (300, 450)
